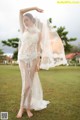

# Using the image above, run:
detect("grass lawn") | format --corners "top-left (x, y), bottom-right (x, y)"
top-left (0, 65), bottom-right (80, 120)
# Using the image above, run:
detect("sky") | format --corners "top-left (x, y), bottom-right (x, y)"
top-left (0, 0), bottom-right (80, 55)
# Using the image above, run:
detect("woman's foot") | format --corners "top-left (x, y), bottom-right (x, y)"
top-left (26, 109), bottom-right (33, 118)
top-left (16, 108), bottom-right (25, 118)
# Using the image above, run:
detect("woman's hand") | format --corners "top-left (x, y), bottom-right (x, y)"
top-left (35, 63), bottom-right (40, 72)
top-left (35, 56), bottom-right (41, 71)
top-left (35, 7), bottom-right (44, 13)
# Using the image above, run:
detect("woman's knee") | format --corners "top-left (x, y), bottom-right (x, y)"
top-left (25, 85), bottom-right (31, 92)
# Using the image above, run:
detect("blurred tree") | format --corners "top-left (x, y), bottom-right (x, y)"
top-left (0, 49), bottom-right (4, 55)
top-left (0, 49), bottom-right (6, 63)
top-left (2, 38), bottom-right (19, 48)
top-left (48, 18), bottom-right (77, 53)
top-left (2, 38), bottom-right (19, 60)
top-left (12, 50), bottom-right (18, 60)
top-left (70, 44), bottom-right (80, 52)
top-left (57, 26), bottom-right (77, 53)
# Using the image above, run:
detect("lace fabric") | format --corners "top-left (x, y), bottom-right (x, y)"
top-left (18, 30), bottom-right (39, 63)
top-left (17, 24), bottom-right (50, 110)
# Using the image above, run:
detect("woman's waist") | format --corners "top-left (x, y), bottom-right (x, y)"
top-left (18, 51), bottom-right (37, 57)
top-left (20, 44), bottom-right (37, 52)
top-left (18, 52), bottom-right (38, 61)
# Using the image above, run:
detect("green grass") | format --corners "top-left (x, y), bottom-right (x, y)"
top-left (0, 65), bottom-right (80, 120)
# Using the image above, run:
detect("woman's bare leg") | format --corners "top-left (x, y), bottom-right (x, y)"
top-left (16, 60), bottom-right (27, 118)
top-left (26, 59), bottom-right (37, 118)
top-left (17, 59), bottom-right (37, 118)
top-left (16, 60), bottom-right (31, 118)
top-left (18, 60), bottom-right (34, 118)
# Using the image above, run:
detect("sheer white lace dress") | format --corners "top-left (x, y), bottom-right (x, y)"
top-left (17, 26), bottom-right (50, 111)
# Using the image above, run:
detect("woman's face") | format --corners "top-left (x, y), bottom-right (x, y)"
top-left (23, 16), bottom-right (33, 27)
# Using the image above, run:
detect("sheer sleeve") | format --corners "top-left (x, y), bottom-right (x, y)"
top-left (19, 12), bottom-right (24, 33)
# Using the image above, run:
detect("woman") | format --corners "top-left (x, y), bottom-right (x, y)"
top-left (16, 7), bottom-right (50, 118)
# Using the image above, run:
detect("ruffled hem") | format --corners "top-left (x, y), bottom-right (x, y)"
top-left (23, 99), bottom-right (50, 111)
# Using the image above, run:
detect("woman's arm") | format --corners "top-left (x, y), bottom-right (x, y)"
top-left (20, 7), bottom-right (43, 14)
top-left (19, 7), bottom-right (43, 32)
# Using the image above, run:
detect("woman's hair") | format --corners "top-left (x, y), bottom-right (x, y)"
top-left (24, 13), bottom-right (35, 24)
